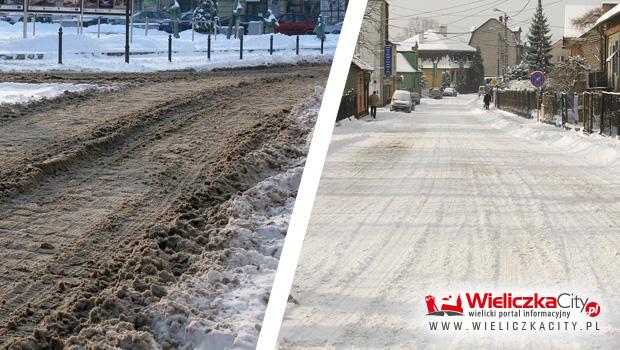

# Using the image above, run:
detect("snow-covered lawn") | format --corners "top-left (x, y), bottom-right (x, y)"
top-left (279, 95), bottom-right (620, 349)
top-left (0, 21), bottom-right (337, 72)
top-left (0, 82), bottom-right (99, 104)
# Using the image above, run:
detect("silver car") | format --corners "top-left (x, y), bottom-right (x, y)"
top-left (390, 90), bottom-right (413, 113)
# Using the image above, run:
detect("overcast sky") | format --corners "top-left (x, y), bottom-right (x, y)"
top-left (388, 0), bottom-right (607, 43)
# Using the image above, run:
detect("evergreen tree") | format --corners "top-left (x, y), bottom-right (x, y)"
top-left (441, 71), bottom-right (451, 88)
top-left (194, 0), bottom-right (218, 33)
top-left (469, 47), bottom-right (484, 91)
top-left (526, 0), bottom-right (553, 73)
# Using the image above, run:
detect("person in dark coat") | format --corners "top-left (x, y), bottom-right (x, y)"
top-left (369, 91), bottom-right (379, 119)
top-left (483, 92), bottom-right (492, 110)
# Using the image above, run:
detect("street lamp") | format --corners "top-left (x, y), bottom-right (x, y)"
top-left (494, 8), bottom-right (509, 79)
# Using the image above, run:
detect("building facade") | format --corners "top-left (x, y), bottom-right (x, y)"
top-left (355, 0), bottom-right (395, 106)
top-left (399, 30), bottom-right (476, 90)
top-left (396, 47), bottom-right (422, 96)
top-left (550, 39), bottom-right (571, 64)
top-left (469, 18), bottom-right (523, 78)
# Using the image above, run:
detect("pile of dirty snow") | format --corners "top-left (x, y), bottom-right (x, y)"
top-left (141, 89), bottom-right (322, 349)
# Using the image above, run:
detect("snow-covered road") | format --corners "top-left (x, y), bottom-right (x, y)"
top-left (277, 95), bottom-right (620, 349)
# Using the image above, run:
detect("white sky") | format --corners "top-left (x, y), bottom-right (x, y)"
top-left (388, 0), bottom-right (608, 43)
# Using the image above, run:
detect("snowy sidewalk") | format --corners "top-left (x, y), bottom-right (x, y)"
top-left (278, 94), bottom-right (620, 349)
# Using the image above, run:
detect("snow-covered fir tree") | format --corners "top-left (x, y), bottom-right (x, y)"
top-left (193, 0), bottom-right (218, 33)
top-left (441, 71), bottom-right (451, 88)
top-left (526, 0), bottom-right (553, 73)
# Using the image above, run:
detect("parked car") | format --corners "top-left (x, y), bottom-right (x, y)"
top-left (325, 21), bottom-right (342, 34)
top-left (411, 91), bottom-right (421, 105)
top-left (159, 11), bottom-right (193, 33)
top-left (390, 90), bottom-right (413, 113)
top-left (219, 14), bottom-right (262, 35)
top-left (478, 85), bottom-right (486, 96)
top-left (443, 87), bottom-right (458, 97)
top-left (429, 88), bottom-right (443, 99)
top-left (276, 13), bottom-right (315, 35)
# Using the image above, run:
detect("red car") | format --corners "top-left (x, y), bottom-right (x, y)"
top-left (276, 13), bottom-right (316, 35)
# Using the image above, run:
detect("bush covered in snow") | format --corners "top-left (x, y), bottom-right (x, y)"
top-left (547, 55), bottom-right (592, 93)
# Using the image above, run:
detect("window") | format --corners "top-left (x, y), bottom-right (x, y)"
top-left (295, 15), bottom-right (308, 23)
top-left (280, 14), bottom-right (294, 23)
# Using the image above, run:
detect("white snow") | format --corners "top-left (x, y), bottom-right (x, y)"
top-left (596, 3), bottom-right (620, 26)
top-left (0, 22), bottom-right (338, 72)
top-left (145, 89), bottom-right (323, 349)
top-left (278, 95), bottom-right (620, 349)
top-left (398, 30), bottom-right (476, 52)
top-left (0, 82), bottom-right (99, 104)
top-left (564, 5), bottom-right (598, 38)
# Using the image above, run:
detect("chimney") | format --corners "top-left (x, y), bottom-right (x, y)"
top-left (602, 1), bottom-right (618, 14)
top-left (417, 31), bottom-right (424, 44)
top-left (438, 25), bottom-right (448, 37)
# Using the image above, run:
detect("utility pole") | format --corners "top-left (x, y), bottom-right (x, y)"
top-left (497, 33), bottom-right (500, 78)
top-left (494, 8), bottom-right (509, 79)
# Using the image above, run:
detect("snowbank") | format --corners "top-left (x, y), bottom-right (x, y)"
top-left (0, 23), bottom-right (338, 72)
top-left (0, 82), bottom-right (99, 104)
top-left (472, 101), bottom-right (620, 171)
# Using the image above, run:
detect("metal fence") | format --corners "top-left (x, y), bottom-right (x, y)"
top-left (495, 89), bottom-right (620, 137)
top-left (495, 90), bottom-right (538, 119)
top-left (337, 90), bottom-right (357, 122)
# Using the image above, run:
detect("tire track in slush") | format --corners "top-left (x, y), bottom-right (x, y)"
top-left (0, 65), bottom-right (329, 345)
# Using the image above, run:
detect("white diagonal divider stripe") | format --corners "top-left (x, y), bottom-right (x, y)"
top-left (255, 1), bottom-right (368, 348)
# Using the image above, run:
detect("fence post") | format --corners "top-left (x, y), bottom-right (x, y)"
top-left (97, 16), bottom-right (101, 38)
top-left (58, 27), bottom-right (63, 64)
top-left (192, 22), bottom-right (195, 42)
top-left (168, 34), bottom-right (172, 62)
top-left (240, 32), bottom-right (243, 60)
top-left (32, 15), bottom-right (36, 36)
top-left (207, 34), bottom-right (211, 60)
top-left (269, 34), bottom-right (273, 55)
top-left (321, 35), bottom-right (324, 54)
top-left (296, 35), bottom-right (299, 55)
top-left (145, 17), bottom-right (149, 36)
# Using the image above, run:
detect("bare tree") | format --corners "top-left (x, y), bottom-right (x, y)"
top-left (407, 17), bottom-right (438, 38)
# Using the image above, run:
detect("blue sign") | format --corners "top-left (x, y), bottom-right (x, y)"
top-left (530, 71), bottom-right (545, 87)
top-left (384, 45), bottom-right (393, 77)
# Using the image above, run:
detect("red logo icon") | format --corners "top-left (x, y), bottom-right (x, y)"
top-left (584, 301), bottom-right (600, 317)
top-left (426, 294), bottom-right (463, 316)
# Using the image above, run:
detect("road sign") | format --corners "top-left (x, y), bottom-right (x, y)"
top-left (490, 79), bottom-right (497, 86)
top-left (531, 71), bottom-right (545, 88)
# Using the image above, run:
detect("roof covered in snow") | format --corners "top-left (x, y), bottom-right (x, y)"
top-left (564, 5), bottom-right (598, 38)
top-left (351, 55), bottom-right (373, 71)
top-left (396, 53), bottom-right (420, 73)
top-left (596, 3), bottom-right (620, 26)
top-left (398, 31), bottom-right (476, 53)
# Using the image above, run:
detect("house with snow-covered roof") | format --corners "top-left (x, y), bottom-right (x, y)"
top-left (468, 17), bottom-right (524, 79)
top-left (398, 28), bottom-right (476, 91)
top-left (562, 3), bottom-right (614, 89)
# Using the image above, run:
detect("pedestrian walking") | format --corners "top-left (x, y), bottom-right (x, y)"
top-left (369, 91), bottom-right (379, 119)
top-left (483, 92), bottom-right (492, 110)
